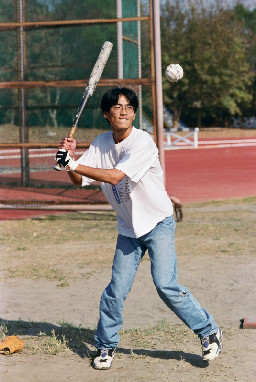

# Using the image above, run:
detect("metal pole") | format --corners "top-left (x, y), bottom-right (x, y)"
top-left (116, 0), bottom-right (123, 79)
top-left (18, 0), bottom-right (29, 185)
top-left (152, 0), bottom-right (165, 182)
top-left (137, 0), bottom-right (143, 130)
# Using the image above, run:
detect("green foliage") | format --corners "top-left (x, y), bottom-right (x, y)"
top-left (0, 0), bottom-right (151, 131)
top-left (161, 0), bottom-right (255, 127)
top-left (1, 1), bottom-right (255, 129)
top-left (233, 3), bottom-right (256, 116)
top-left (234, 3), bottom-right (256, 32)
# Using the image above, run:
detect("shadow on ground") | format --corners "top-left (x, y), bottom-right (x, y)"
top-left (0, 318), bottom-right (208, 369)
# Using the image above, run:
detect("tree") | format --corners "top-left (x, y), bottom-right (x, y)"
top-left (161, 0), bottom-right (254, 128)
top-left (233, 3), bottom-right (256, 117)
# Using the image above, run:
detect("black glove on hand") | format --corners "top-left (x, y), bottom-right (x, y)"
top-left (55, 149), bottom-right (79, 172)
top-left (55, 149), bottom-right (72, 168)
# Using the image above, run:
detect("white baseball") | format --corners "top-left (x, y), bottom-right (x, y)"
top-left (165, 64), bottom-right (183, 82)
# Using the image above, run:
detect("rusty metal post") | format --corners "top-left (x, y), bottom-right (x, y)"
top-left (151, 0), bottom-right (165, 183)
top-left (137, 0), bottom-right (143, 130)
top-left (17, 0), bottom-right (29, 186)
top-left (116, 0), bottom-right (123, 80)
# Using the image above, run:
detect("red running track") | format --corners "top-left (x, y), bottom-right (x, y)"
top-left (1, 144), bottom-right (255, 219)
top-left (165, 145), bottom-right (256, 203)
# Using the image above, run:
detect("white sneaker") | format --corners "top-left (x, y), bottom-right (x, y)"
top-left (201, 329), bottom-right (223, 361)
top-left (92, 348), bottom-right (115, 370)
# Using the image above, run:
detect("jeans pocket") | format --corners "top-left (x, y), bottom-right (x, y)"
top-left (157, 216), bottom-right (175, 233)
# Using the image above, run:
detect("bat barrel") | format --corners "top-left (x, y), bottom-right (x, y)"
top-left (53, 40), bottom-right (113, 171)
top-left (72, 92), bottom-right (92, 129)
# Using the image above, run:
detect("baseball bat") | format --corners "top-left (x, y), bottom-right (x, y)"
top-left (53, 41), bottom-right (113, 170)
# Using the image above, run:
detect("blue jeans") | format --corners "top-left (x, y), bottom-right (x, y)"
top-left (94, 216), bottom-right (218, 349)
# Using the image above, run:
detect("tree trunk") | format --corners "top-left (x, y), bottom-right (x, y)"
top-left (172, 108), bottom-right (179, 129)
top-left (197, 107), bottom-right (202, 128)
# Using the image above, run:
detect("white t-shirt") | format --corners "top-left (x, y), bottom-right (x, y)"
top-left (77, 127), bottom-right (173, 238)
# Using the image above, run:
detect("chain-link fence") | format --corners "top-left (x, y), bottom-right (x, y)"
top-left (0, 0), bottom-right (156, 205)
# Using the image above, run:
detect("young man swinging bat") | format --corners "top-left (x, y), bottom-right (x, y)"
top-left (56, 87), bottom-right (222, 370)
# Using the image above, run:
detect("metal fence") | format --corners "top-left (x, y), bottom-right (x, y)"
top-left (0, 0), bottom-right (159, 205)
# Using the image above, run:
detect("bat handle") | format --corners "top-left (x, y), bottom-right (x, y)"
top-left (53, 125), bottom-right (77, 171)
top-left (68, 125), bottom-right (77, 138)
top-left (53, 164), bottom-right (62, 171)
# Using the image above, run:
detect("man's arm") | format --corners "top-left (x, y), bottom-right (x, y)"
top-left (67, 171), bottom-right (83, 186)
top-left (69, 164), bottom-right (126, 186)
top-left (57, 137), bottom-right (126, 186)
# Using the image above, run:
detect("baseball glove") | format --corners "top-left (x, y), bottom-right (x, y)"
top-left (170, 195), bottom-right (183, 222)
top-left (0, 336), bottom-right (24, 355)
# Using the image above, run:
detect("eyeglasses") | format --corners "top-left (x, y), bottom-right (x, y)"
top-left (111, 104), bottom-right (134, 114)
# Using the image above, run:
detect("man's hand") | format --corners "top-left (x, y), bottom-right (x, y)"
top-left (169, 195), bottom-right (183, 222)
top-left (55, 149), bottom-right (79, 172)
top-left (58, 137), bottom-right (77, 157)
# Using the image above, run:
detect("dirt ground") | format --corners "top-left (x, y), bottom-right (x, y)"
top-left (0, 198), bottom-right (255, 382)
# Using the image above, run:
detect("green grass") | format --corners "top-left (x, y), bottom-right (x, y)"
top-left (1, 199), bottom-right (255, 285)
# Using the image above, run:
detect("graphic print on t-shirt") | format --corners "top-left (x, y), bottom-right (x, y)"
top-left (112, 185), bottom-right (121, 204)
top-left (112, 177), bottom-right (131, 204)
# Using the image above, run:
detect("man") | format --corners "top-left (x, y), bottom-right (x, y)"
top-left (56, 87), bottom-right (222, 370)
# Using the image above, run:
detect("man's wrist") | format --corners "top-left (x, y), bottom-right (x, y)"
top-left (67, 159), bottom-right (79, 172)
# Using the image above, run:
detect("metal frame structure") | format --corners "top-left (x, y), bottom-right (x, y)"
top-left (0, 0), bottom-right (165, 187)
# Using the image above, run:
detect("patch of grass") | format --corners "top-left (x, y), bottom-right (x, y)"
top-left (57, 281), bottom-right (70, 287)
top-left (40, 212), bottom-right (117, 222)
top-left (29, 329), bottom-right (70, 355)
top-left (0, 323), bottom-right (8, 340)
top-left (0, 317), bottom-right (236, 362)
top-left (1, 199), bottom-right (255, 284)
top-left (0, 319), bottom-right (95, 357)
top-left (120, 321), bottom-right (196, 351)
top-left (5, 265), bottom-right (70, 283)
top-left (129, 348), bottom-right (149, 359)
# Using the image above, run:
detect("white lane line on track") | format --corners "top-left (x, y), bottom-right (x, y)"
top-left (199, 143), bottom-right (256, 149)
top-left (0, 148), bottom-right (56, 153)
top-left (168, 143), bottom-right (256, 150)
top-left (199, 139), bottom-right (256, 144)
top-left (165, 138), bottom-right (256, 149)
top-left (1, 140), bottom-right (256, 159)
top-left (0, 150), bottom-right (85, 159)
top-left (171, 139), bottom-right (256, 145)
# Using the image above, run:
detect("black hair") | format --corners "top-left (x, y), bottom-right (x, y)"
top-left (101, 87), bottom-right (138, 113)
